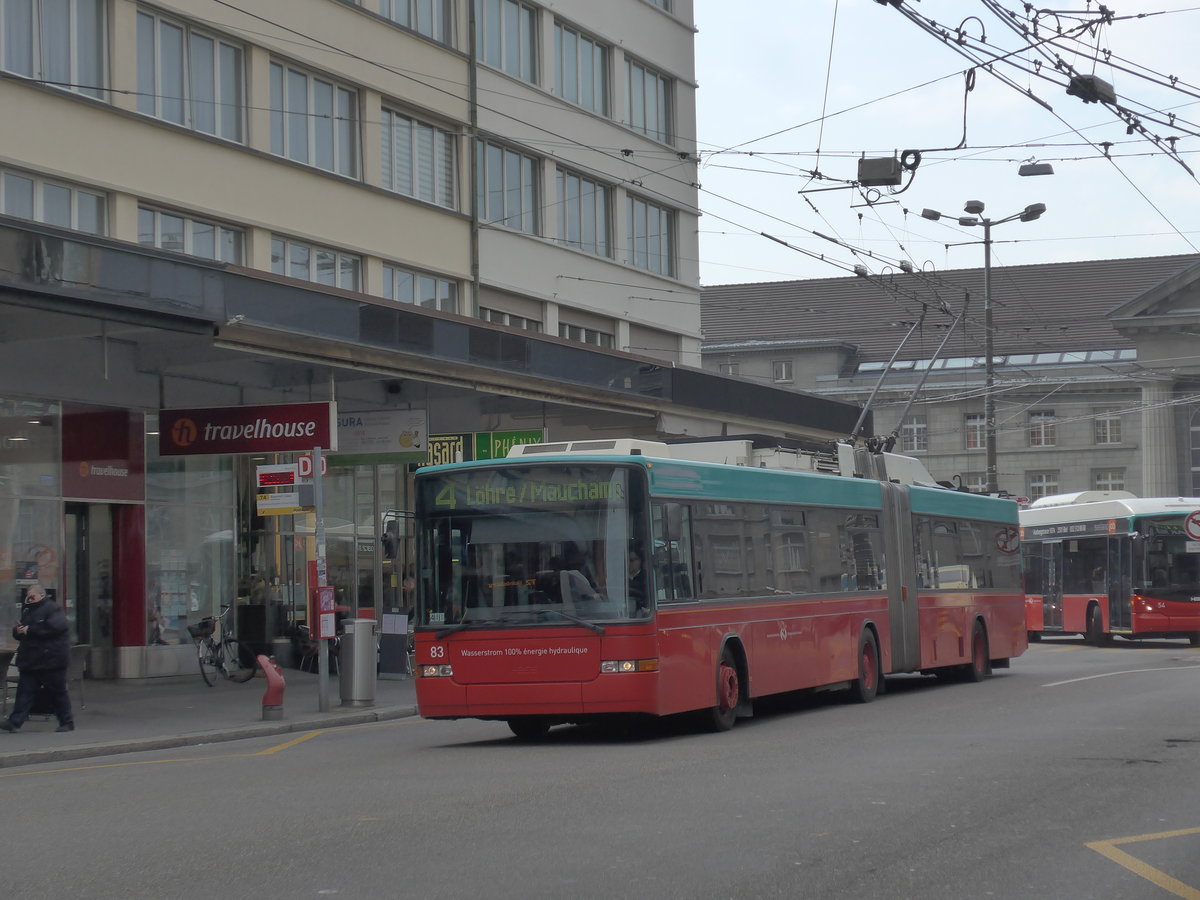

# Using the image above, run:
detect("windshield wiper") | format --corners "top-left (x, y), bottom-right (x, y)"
top-left (435, 620), bottom-right (481, 639)
top-left (533, 608), bottom-right (606, 634)
top-left (436, 609), bottom-right (606, 637)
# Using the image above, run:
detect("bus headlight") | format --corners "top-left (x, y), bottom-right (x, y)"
top-left (600, 658), bottom-right (658, 674)
top-left (420, 664), bottom-right (454, 677)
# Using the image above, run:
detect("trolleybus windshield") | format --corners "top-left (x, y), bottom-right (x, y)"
top-left (1135, 515), bottom-right (1200, 599)
top-left (416, 463), bottom-right (648, 627)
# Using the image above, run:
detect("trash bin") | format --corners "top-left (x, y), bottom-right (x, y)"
top-left (338, 618), bottom-right (377, 707)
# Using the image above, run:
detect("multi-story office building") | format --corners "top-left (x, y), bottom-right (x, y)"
top-left (702, 254), bottom-right (1200, 502)
top-left (0, 1), bottom-right (863, 678)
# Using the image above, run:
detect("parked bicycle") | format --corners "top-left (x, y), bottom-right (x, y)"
top-left (187, 605), bottom-right (257, 686)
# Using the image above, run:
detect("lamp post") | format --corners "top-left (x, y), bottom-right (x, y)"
top-left (920, 201), bottom-right (1046, 494)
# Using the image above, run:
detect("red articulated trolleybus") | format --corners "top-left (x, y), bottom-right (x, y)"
top-left (1020, 491), bottom-right (1200, 646)
top-left (413, 438), bottom-right (1027, 739)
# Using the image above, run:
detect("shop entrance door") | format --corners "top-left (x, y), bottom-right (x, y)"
top-left (65, 503), bottom-right (115, 650)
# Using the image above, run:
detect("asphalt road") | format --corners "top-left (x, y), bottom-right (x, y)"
top-left (2, 638), bottom-right (1198, 900)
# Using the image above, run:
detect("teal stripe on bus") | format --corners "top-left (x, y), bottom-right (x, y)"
top-left (908, 484), bottom-right (1019, 523)
top-left (644, 459), bottom-right (882, 508)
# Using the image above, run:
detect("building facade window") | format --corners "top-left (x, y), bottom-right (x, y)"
top-left (479, 307), bottom-right (541, 332)
top-left (383, 264), bottom-right (458, 313)
top-left (1028, 471), bottom-right (1059, 500)
top-left (1, 0), bottom-right (104, 98)
top-left (1028, 410), bottom-right (1056, 447)
top-left (271, 236), bottom-right (360, 290)
top-left (900, 415), bottom-right (928, 453)
top-left (377, 0), bottom-right (453, 43)
top-left (626, 58), bottom-right (672, 143)
top-left (644, 0), bottom-right (670, 8)
top-left (626, 194), bottom-right (675, 276)
top-left (381, 108), bottom-right (457, 209)
top-left (136, 10), bottom-right (243, 141)
top-left (772, 360), bottom-right (794, 384)
top-left (138, 207), bottom-right (243, 263)
top-left (1094, 468), bottom-right (1126, 492)
top-left (556, 169), bottom-right (609, 256)
top-left (559, 323), bottom-right (614, 348)
top-left (1, 167), bottom-right (105, 234)
top-left (554, 21), bottom-right (607, 114)
top-left (1094, 407), bottom-right (1122, 445)
top-left (475, 0), bottom-right (536, 83)
top-left (719, 362), bottom-right (740, 376)
top-left (269, 61), bottom-right (359, 177)
top-left (477, 139), bottom-right (538, 234)
top-left (965, 413), bottom-right (985, 450)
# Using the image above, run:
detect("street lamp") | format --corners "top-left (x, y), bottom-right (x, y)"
top-left (920, 201), bottom-right (1047, 494)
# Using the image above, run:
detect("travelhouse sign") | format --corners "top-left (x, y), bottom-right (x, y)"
top-left (158, 402), bottom-right (337, 456)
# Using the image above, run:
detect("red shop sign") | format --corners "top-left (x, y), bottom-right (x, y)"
top-left (158, 402), bottom-right (337, 456)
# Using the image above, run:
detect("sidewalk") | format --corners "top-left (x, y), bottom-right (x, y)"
top-left (0, 669), bottom-right (418, 769)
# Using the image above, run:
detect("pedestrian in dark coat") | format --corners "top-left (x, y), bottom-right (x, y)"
top-left (1, 583), bottom-right (75, 733)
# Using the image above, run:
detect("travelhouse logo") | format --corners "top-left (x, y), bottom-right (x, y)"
top-left (158, 402), bottom-right (336, 456)
top-left (79, 462), bottom-right (130, 478)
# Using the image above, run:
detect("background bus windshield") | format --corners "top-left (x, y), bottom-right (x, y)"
top-left (416, 464), bottom-right (646, 626)
top-left (1138, 515), bottom-right (1200, 596)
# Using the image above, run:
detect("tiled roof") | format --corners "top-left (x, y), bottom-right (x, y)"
top-left (701, 254), bottom-right (1200, 362)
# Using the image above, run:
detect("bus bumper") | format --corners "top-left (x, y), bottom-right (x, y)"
top-left (416, 673), bottom-right (659, 719)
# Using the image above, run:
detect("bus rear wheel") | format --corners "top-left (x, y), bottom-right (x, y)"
top-left (848, 629), bottom-right (880, 703)
top-left (1189, 632), bottom-right (1200, 647)
top-left (706, 649), bottom-right (740, 732)
top-left (507, 717), bottom-right (551, 741)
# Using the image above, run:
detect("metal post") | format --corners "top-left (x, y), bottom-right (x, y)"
top-left (982, 219), bottom-right (998, 495)
top-left (312, 445), bottom-right (330, 712)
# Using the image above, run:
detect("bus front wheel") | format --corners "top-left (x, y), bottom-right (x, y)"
top-left (1085, 605), bottom-right (1109, 647)
top-left (962, 622), bottom-right (990, 683)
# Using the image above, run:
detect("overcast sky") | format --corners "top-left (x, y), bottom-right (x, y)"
top-left (693, 0), bottom-right (1200, 286)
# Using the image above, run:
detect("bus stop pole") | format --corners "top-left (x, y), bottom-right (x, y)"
top-left (312, 446), bottom-right (330, 712)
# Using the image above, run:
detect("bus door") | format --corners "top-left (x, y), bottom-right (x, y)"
top-left (1106, 536), bottom-right (1132, 631)
top-left (884, 483), bottom-right (920, 672)
top-left (1041, 542), bottom-right (1064, 630)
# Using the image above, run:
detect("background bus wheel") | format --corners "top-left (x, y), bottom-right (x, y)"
top-left (1085, 606), bottom-right (1109, 646)
top-left (1189, 632), bottom-right (1200, 647)
top-left (963, 623), bottom-right (990, 682)
top-left (507, 717), bottom-right (551, 741)
top-left (706, 650), bottom-right (740, 732)
top-left (849, 629), bottom-right (880, 703)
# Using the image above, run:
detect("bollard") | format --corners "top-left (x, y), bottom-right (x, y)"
top-left (257, 654), bottom-right (286, 721)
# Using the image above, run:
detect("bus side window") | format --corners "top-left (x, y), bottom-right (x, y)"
top-left (652, 502), bottom-right (697, 602)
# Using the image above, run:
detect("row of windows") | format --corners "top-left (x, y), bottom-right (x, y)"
top-left (2, 1), bottom-right (678, 146)
top-left (475, 0), bottom-right (674, 143)
top-left (4, 162), bottom-right (643, 349)
top-left (1, 2), bottom-right (684, 274)
top-left (856, 349), bottom-right (1137, 374)
top-left (898, 409), bottom-right (1126, 453)
top-left (651, 500), bottom-right (1020, 601)
top-left (1026, 469), bottom-right (1126, 499)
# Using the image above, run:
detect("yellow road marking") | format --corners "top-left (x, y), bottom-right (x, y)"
top-left (1086, 827), bottom-right (1200, 900)
top-left (248, 730), bottom-right (326, 755)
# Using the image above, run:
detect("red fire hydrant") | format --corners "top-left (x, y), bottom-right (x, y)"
top-left (257, 654), bottom-right (286, 721)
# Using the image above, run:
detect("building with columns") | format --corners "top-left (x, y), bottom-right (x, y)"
top-left (701, 254), bottom-right (1200, 501)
